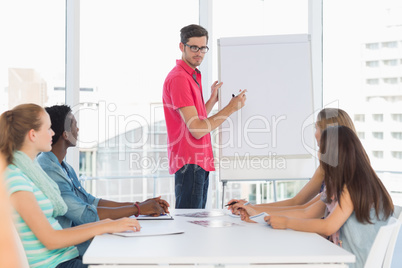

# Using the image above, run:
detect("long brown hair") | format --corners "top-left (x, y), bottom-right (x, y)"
top-left (316, 108), bottom-right (356, 133)
top-left (0, 103), bottom-right (45, 165)
top-left (320, 126), bottom-right (393, 223)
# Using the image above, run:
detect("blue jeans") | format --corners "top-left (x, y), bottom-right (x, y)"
top-left (56, 257), bottom-right (88, 268)
top-left (175, 164), bottom-right (209, 208)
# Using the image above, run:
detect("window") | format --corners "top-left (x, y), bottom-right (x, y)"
top-left (383, 59), bottom-right (398, 66)
top-left (392, 114), bottom-right (402, 122)
top-left (6, 1), bottom-right (401, 207)
top-left (372, 132), bottom-right (384, 139)
top-left (354, 114), bottom-right (365, 122)
top-left (383, 78), bottom-right (398, 84)
top-left (366, 43), bottom-right (379, 50)
top-left (366, 78), bottom-right (379, 85)
top-left (80, 87), bottom-right (94, 92)
top-left (366, 60), bottom-right (379, 67)
top-left (80, 151), bottom-right (94, 177)
top-left (372, 114), bottom-right (384, 122)
top-left (391, 151), bottom-right (402, 159)
top-left (357, 132), bottom-right (365, 139)
top-left (382, 41), bottom-right (398, 48)
top-left (76, 0), bottom-right (310, 207)
top-left (372, 151), bottom-right (384, 159)
top-left (77, 0), bottom-right (199, 203)
top-left (324, 0), bottom-right (402, 205)
top-left (0, 0), bottom-right (65, 112)
top-left (212, 0), bottom-right (309, 205)
top-left (391, 132), bottom-right (402, 140)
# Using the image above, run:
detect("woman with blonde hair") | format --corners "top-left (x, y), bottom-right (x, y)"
top-left (0, 104), bottom-right (140, 268)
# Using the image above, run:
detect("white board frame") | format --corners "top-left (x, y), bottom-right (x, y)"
top-left (217, 34), bottom-right (317, 182)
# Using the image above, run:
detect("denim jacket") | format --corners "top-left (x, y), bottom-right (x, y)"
top-left (37, 151), bottom-right (100, 255)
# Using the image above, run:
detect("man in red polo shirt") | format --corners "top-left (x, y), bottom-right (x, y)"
top-left (163, 24), bottom-right (247, 208)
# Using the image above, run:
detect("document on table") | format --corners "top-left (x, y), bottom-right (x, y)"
top-left (250, 212), bottom-right (269, 224)
top-left (135, 214), bottom-right (174, 220)
top-left (188, 220), bottom-right (243, 228)
top-left (228, 212), bottom-right (269, 225)
top-left (175, 211), bottom-right (226, 218)
top-left (112, 225), bottom-right (184, 237)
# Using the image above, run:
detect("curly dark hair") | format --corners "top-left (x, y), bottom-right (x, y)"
top-left (45, 105), bottom-right (72, 144)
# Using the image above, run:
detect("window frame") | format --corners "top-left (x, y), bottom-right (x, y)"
top-left (64, 0), bottom-right (323, 207)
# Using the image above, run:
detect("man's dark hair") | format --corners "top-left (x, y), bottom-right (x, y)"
top-left (180, 24), bottom-right (209, 44)
top-left (45, 105), bottom-right (72, 144)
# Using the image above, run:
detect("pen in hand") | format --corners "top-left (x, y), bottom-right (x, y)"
top-left (224, 201), bottom-right (238, 207)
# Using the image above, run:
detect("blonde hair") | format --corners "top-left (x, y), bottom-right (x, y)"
top-left (0, 103), bottom-right (45, 165)
top-left (316, 108), bottom-right (356, 134)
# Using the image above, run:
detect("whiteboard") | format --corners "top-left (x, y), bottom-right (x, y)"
top-left (218, 34), bottom-right (317, 181)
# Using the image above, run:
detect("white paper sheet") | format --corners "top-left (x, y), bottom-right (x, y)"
top-left (250, 212), bottom-right (269, 224)
top-left (188, 220), bottom-right (243, 228)
top-left (135, 214), bottom-right (173, 220)
top-left (112, 225), bottom-right (184, 237)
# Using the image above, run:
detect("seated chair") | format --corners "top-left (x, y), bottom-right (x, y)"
top-left (12, 225), bottom-right (29, 268)
top-left (364, 217), bottom-right (400, 268)
top-left (383, 205), bottom-right (402, 268)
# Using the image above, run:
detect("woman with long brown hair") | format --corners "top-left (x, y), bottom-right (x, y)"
top-left (229, 108), bottom-right (357, 216)
top-left (266, 126), bottom-right (394, 267)
top-left (0, 104), bottom-right (141, 268)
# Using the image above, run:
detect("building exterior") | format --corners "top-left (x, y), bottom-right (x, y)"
top-left (356, 27), bottom-right (402, 172)
top-left (354, 22), bottom-right (402, 204)
top-left (8, 68), bottom-right (48, 108)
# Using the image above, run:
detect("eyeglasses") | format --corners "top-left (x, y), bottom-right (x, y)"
top-left (183, 43), bottom-right (209, 53)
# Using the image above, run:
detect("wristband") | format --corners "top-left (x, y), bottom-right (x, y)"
top-left (134, 202), bottom-right (140, 217)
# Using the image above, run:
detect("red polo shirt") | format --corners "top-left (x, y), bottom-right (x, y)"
top-left (162, 60), bottom-right (215, 174)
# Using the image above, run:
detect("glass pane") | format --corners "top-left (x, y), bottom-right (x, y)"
top-left (79, 0), bottom-right (198, 203)
top-left (323, 0), bottom-right (402, 205)
top-left (212, 0), bottom-right (308, 82)
top-left (0, 0), bottom-right (65, 112)
top-left (213, 0), bottom-right (309, 205)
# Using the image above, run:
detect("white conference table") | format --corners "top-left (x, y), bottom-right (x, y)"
top-left (83, 209), bottom-right (355, 267)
